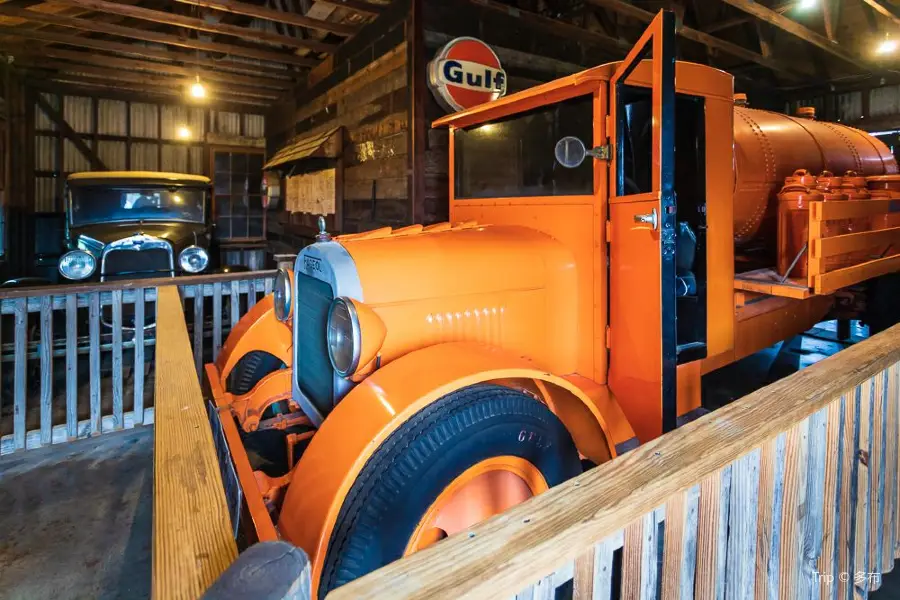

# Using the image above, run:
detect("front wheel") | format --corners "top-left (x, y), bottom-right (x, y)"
top-left (319, 384), bottom-right (582, 597)
top-left (228, 351), bottom-right (285, 396)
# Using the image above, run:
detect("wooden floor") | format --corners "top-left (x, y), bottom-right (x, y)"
top-left (0, 427), bottom-right (152, 600)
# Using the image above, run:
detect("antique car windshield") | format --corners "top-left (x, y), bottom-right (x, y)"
top-left (454, 94), bottom-right (594, 199)
top-left (69, 185), bottom-right (206, 226)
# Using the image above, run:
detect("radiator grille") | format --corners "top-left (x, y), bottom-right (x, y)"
top-left (102, 248), bottom-right (172, 281)
top-left (295, 273), bottom-right (334, 416)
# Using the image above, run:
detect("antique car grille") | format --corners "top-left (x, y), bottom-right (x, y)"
top-left (295, 273), bottom-right (334, 416)
top-left (102, 247), bottom-right (173, 281)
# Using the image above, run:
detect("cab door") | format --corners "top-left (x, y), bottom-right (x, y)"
top-left (607, 10), bottom-right (677, 443)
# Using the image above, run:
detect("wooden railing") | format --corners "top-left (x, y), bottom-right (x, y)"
top-left (153, 284), bottom-right (237, 600)
top-left (330, 323), bottom-right (900, 599)
top-left (0, 270), bottom-right (275, 455)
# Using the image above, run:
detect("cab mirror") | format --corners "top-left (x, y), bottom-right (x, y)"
top-left (555, 136), bottom-right (588, 169)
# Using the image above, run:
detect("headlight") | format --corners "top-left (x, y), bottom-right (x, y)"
top-left (327, 297), bottom-right (361, 377)
top-left (59, 250), bottom-right (96, 280)
top-left (179, 246), bottom-right (209, 273)
top-left (274, 267), bottom-right (292, 322)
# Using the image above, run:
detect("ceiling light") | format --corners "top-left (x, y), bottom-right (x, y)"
top-left (877, 38), bottom-right (898, 55)
top-left (190, 76), bottom-right (206, 99)
top-left (798, 0), bottom-right (816, 8)
top-left (177, 126), bottom-right (192, 139)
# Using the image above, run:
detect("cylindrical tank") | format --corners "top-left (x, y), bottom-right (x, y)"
top-left (733, 106), bottom-right (897, 246)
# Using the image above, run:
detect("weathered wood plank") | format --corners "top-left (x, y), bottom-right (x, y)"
top-left (230, 280), bottom-right (240, 329)
top-left (89, 292), bottom-right (101, 434)
top-left (819, 398), bottom-right (844, 600)
top-left (39, 295), bottom-right (53, 445)
top-left (886, 363), bottom-right (899, 567)
top-left (755, 433), bottom-right (782, 600)
top-left (213, 282), bottom-right (223, 362)
top-left (111, 289), bottom-right (123, 430)
top-left (716, 466), bottom-right (733, 600)
top-left (592, 534), bottom-right (620, 600)
top-left (0, 407), bottom-right (154, 456)
top-left (663, 490), bottom-right (687, 600)
top-left (779, 419), bottom-right (810, 599)
top-left (639, 509), bottom-right (660, 600)
top-left (800, 409), bottom-right (828, 599)
top-left (871, 370), bottom-right (888, 588)
top-left (572, 549), bottom-right (593, 600)
top-left (682, 485), bottom-right (700, 600)
top-left (193, 287), bottom-right (204, 377)
top-left (247, 285), bottom-right (257, 310)
top-left (153, 285), bottom-right (237, 598)
top-left (622, 518), bottom-right (644, 600)
top-left (727, 449), bottom-right (761, 600)
top-left (696, 470), bottom-right (722, 600)
top-left (854, 379), bottom-right (874, 597)
top-left (13, 297), bottom-right (27, 450)
top-left (134, 289), bottom-right (145, 426)
top-left (839, 390), bottom-right (859, 600)
top-left (65, 294), bottom-right (78, 438)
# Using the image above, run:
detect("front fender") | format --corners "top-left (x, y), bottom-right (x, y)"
top-left (277, 342), bottom-right (622, 593)
top-left (214, 294), bottom-right (292, 385)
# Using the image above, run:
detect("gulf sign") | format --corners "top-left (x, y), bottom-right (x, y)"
top-left (427, 37), bottom-right (507, 113)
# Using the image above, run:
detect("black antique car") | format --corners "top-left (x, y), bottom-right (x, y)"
top-left (59, 171), bottom-right (220, 282)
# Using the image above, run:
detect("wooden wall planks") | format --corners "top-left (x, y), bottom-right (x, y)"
top-left (329, 324), bottom-right (900, 600)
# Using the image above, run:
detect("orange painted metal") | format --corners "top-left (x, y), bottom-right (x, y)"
top-left (276, 342), bottom-right (623, 592)
top-left (227, 369), bottom-right (294, 432)
top-left (213, 294), bottom-right (292, 387)
top-left (403, 456), bottom-right (547, 555)
top-left (867, 175), bottom-right (900, 231)
top-left (777, 171), bottom-right (822, 278)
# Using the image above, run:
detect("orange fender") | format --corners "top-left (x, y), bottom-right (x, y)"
top-left (214, 294), bottom-right (292, 387)
top-left (277, 342), bottom-right (625, 593)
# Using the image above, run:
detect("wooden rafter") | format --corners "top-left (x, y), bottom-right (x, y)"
top-left (34, 91), bottom-right (108, 169)
top-left (172, 0), bottom-right (360, 35)
top-left (314, 0), bottom-right (383, 17)
top-left (0, 4), bottom-right (317, 67)
top-left (50, 0), bottom-right (338, 52)
top-left (703, 1), bottom-right (794, 33)
top-left (0, 26), bottom-right (303, 78)
top-left (17, 59), bottom-right (284, 102)
top-left (583, 0), bottom-right (813, 78)
top-left (861, 0), bottom-right (900, 27)
top-left (715, 0), bottom-right (872, 70)
top-left (3, 46), bottom-right (294, 90)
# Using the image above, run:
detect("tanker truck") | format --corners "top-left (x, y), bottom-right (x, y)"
top-left (205, 12), bottom-right (900, 597)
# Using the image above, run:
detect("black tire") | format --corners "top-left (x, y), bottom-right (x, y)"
top-left (229, 351), bottom-right (285, 395)
top-left (319, 384), bottom-right (582, 597)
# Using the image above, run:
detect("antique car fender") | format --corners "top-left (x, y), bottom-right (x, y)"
top-left (277, 341), bottom-right (624, 591)
top-left (214, 294), bottom-right (292, 386)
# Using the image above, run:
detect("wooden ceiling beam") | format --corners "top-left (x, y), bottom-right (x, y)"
top-left (703, 1), bottom-right (794, 32)
top-left (0, 4), bottom-right (317, 67)
top-left (715, 0), bottom-right (871, 70)
top-left (171, 0), bottom-right (360, 36)
top-left (32, 72), bottom-right (272, 107)
top-left (50, 0), bottom-right (338, 53)
top-left (584, 0), bottom-right (813, 78)
top-left (313, 0), bottom-right (383, 17)
top-left (17, 59), bottom-right (284, 101)
top-left (3, 46), bottom-right (294, 90)
top-left (861, 0), bottom-right (900, 28)
top-left (0, 26), bottom-right (303, 78)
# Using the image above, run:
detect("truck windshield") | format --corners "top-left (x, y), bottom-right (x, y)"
top-left (69, 185), bottom-right (206, 225)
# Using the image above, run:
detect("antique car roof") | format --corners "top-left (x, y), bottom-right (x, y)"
top-left (67, 171), bottom-right (211, 184)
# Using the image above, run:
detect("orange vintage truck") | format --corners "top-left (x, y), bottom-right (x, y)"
top-left (205, 12), bottom-right (900, 597)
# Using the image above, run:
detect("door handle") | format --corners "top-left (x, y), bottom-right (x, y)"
top-left (634, 207), bottom-right (659, 230)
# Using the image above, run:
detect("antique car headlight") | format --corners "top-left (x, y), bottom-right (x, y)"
top-left (273, 267), bottom-right (292, 322)
top-left (179, 246), bottom-right (209, 273)
top-left (59, 250), bottom-right (96, 280)
top-left (327, 297), bottom-right (386, 378)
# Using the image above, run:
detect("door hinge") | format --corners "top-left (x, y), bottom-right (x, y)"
top-left (588, 144), bottom-right (611, 161)
top-left (605, 325), bottom-right (611, 349)
top-left (605, 220), bottom-right (612, 242)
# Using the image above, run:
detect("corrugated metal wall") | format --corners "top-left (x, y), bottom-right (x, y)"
top-left (787, 86), bottom-right (900, 127)
top-left (33, 93), bottom-right (266, 213)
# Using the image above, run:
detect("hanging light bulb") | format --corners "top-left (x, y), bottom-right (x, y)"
top-left (877, 36), bottom-right (898, 55)
top-left (798, 0), bottom-right (816, 8)
top-left (190, 75), bottom-right (206, 99)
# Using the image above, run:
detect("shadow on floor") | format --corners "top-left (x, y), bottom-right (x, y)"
top-left (0, 427), bottom-right (153, 600)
